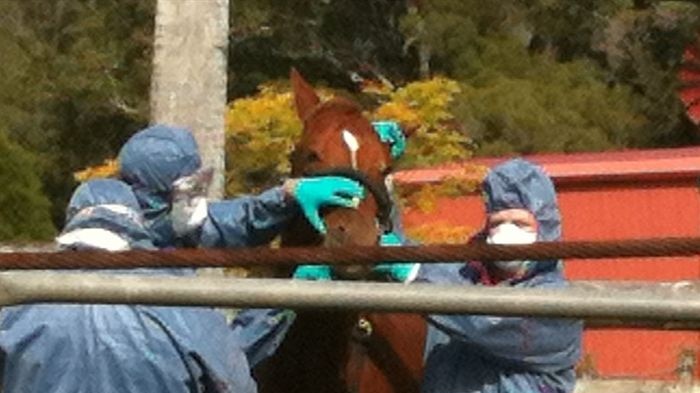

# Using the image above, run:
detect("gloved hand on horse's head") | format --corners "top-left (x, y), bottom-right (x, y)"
top-left (284, 176), bottom-right (366, 234)
top-left (292, 232), bottom-right (420, 282)
top-left (292, 264), bottom-right (334, 280)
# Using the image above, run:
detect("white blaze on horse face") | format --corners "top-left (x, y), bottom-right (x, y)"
top-left (341, 129), bottom-right (360, 170)
top-left (384, 173), bottom-right (394, 194)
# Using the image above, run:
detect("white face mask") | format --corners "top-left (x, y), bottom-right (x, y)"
top-left (486, 222), bottom-right (537, 273)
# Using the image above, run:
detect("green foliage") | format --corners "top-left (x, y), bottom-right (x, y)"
top-left (593, 3), bottom-right (700, 146)
top-left (452, 37), bottom-right (647, 155)
top-left (527, 0), bottom-right (634, 60)
top-left (0, 0), bottom-right (153, 226)
top-left (402, 0), bottom-right (699, 155)
top-left (228, 0), bottom-right (413, 97)
top-left (0, 130), bottom-right (55, 241)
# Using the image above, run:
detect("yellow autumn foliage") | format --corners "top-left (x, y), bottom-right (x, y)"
top-left (405, 222), bottom-right (477, 245)
top-left (224, 83), bottom-right (344, 195)
top-left (225, 84), bottom-right (300, 195)
top-left (373, 77), bottom-right (471, 168)
top-left (396, 163), bottom-right (487, 214)
top-left (73, 159), bottom-right (119, 182)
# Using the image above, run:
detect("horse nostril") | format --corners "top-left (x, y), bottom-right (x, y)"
top-left (338, 225), bottom-right (346, 233)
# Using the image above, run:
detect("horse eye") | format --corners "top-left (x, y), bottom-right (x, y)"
top-left (306, 151), bottom-right (321, 163)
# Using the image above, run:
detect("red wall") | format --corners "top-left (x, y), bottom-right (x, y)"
top-left (400, 179), bottom-right (700, 379)
top-left (561, 181), bottom-right (700, 379)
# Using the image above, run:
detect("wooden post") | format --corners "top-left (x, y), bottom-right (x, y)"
top-left (150, 0), bottom-right (229, 198)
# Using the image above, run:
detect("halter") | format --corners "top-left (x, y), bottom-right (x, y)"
top-left (302, 167), bottom-right (394, 233)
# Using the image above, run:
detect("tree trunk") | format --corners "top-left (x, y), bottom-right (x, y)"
top-left (151, 0), bottom-right (229, 199)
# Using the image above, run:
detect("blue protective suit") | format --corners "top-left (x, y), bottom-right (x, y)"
top-left (118, 124), bottom-right (296, 249)
top-left (416, 159), bottom-right (582, 393)
top-left (118, 125), bottom-right (296, 367)
top-left (0, 179), bottom-right (259, 393)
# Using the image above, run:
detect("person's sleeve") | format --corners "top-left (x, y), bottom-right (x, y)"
top-left (415, 263), bottom-right (470, 284)
top-left (424, 279), bottom-right (583, 372)
top-left (229, 308), bottom-right (297, 369)
top-left (200, 186), bottom-right (298, 248)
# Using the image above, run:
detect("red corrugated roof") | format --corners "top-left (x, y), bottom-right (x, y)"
top-left (394, 146), bottom-right (700, 185)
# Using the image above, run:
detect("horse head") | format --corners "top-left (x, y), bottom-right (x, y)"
top-left (284, 69), bottom-right (395, 276)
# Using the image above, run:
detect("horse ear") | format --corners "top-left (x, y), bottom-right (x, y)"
top-left (290, 68), bottom-right (320, 122)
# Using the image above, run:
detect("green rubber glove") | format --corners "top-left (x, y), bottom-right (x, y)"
top-left (293, 176), bottom-right (365, 234)
top-left (293, 265), bottom-right (333, 280)
top-left (372, 232), bottom-right (419, 282)
top-left (380, 232), bottom-right (403, 246)
top-left (372, 121), bottom-right (406, 159)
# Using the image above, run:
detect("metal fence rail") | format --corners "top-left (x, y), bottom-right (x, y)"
top-left (1, 272), bottom-right (700, 327)
top-left (0, 236), bottom-right (699, 269)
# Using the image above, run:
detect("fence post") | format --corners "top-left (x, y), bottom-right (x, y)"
top-left (150, 0), bottom-right (229, 199)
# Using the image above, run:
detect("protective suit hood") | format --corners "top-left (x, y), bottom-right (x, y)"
top-left (118, 125), bottom-right (201, 194)
top-left (60, 179), bottom-right (154, 250)
top-left (117, 125), bottom-right (202, 247)
top-left (482, 158), bottom-right (561, 273)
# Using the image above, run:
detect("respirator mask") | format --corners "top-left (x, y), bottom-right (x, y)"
top-left (486, 222), bottom-right (537, 272)
top-left (171, 167), bottom-right (213, 239)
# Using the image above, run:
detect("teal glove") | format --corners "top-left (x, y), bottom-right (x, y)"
top-left (293, 265), bottom-right (333, 280)
top-left (372, 263), bottom-right (417, 282)
top-left (293, 176), bottom-right (365, 234)
top-left (373, 232), bottom-right (419, 282)
top-left (380, 232), bottom-right (402, 246)
top-left (372, 121), bottom-right (406, 159)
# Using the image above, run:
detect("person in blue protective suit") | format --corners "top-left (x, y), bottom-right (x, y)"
top-left (117, 124), bottom-right (365, 249)
top-left (0, 179), bottom-right (260, 393)
top-left (118, 124), bottom-right (369, 369)
top-left (376, 158), bottom-right (583, 393)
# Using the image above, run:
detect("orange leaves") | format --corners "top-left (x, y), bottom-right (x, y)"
top-left (405, 222), bottom-right (476, 244)
top-left (73, 159), bottom-right (119, 182)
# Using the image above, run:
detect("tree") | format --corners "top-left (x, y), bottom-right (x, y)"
top-left (0, 0), bottom-right (154, 225)
top-left (397, 0), bottom-right (700, 154)
top-left (452, 37), bottom-right (647, 155)
top-left (593, 2), bottom-right (700, 146)
top-left (224, 83), bottom-right (302, 195)
top-left (151, 0), bottom-right (229, 199)
top-left (0, 130), bottom-right (55, 241)
top-left (228, 0), bottom-right (416, 98)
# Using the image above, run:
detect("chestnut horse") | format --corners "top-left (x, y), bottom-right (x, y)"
top-left (253, 69), bottom-right (424, 393)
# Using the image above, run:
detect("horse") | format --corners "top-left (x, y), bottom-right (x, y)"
top-left (253, 69), bottom-right (424, 393)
